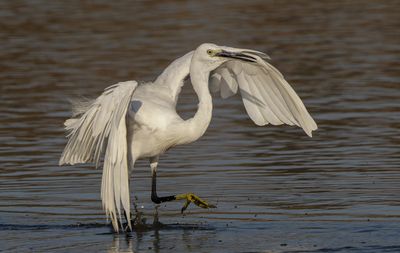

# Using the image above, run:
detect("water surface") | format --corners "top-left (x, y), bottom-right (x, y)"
top-left (1, 1), bottom-right (399, 252)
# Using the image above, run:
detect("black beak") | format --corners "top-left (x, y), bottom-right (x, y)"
top-left (216, 50), bottom-right (257, 63)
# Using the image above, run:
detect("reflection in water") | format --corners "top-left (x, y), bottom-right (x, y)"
top-left (106, 205), bottom-right (216, 252)
top-left (1, 0), bottom-right (400, 252)
top-left (108, 235), bottom-right (134, 253)
top-left (107, 222), bottom-right (216, 253)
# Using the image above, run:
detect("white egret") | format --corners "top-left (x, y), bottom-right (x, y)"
top-left (59, 43), bottom-right (317, 232)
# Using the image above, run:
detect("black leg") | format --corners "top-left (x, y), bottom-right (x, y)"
top-left (151, 169), bottom-right (176, 204)
top-left (123, 210), bottom-right (132, 232)
top-left (150, 161), bottom-right (216, 212)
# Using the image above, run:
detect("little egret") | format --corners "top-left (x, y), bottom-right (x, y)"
top-left (59, 43), bottom-right (317, 232)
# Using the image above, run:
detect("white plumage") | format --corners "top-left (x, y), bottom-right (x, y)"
top-left (60, 81), bottom-right (137, 230)
top-left (59, 43), bottom-right (317, 232)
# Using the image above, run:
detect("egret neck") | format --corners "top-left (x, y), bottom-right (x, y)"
top-left (184, 61), bottom-right (213, 143)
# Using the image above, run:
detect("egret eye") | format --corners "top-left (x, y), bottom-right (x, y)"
top-left (207, 49), bottom-right (213, 55)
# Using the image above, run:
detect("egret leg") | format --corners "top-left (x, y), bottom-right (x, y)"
top-left (150, 158), bottom-right (216, 213)
top-left (151, 167), bottom-right (175, 203)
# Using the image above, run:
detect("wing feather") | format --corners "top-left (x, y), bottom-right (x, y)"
top-left (211, 53), bottom-right (317, 136)
top-left (220, 68), bottom-right (238, 99)
top-left (257, 74), bottom-right (296, 125)
top-left (60, 80), bottom-right (138, 232)
top-left (253, 74), bottom-right (292, 125)
top-left (244, 72), bottom-right (282, 125)
top-left (237, 72), bottom-right (266, 126)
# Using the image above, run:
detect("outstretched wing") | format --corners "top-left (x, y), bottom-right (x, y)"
top-left (59, 81), bottom-right (138, 232)
top-left (210, 52), bottom-right (317, 137)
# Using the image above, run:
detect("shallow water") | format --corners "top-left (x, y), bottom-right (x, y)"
top-left (1, 1), bottom-right (399, 252)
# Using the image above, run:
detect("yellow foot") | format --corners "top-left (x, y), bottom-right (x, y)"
top-left (175, 193), bottom-right (216, 213)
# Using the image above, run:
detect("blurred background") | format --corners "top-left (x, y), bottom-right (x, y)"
top-left (0, 1), bottom-right (399, 252)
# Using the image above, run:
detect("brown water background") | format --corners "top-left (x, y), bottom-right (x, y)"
top-left (0, 1), bottom-right (399, 252)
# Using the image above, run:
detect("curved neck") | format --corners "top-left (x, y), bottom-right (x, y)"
top-left (184, 61), bottom-right (213, 142)
top-left (154, 51), bottom-right (194, 104)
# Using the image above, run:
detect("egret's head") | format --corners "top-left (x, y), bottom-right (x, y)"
top-left (194, 43), bottom-right (257, 71)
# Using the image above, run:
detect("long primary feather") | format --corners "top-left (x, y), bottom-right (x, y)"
top-left (59, 81), bottom-right (138, 232)
top-left (210, 52), bottom-right (317, 136)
